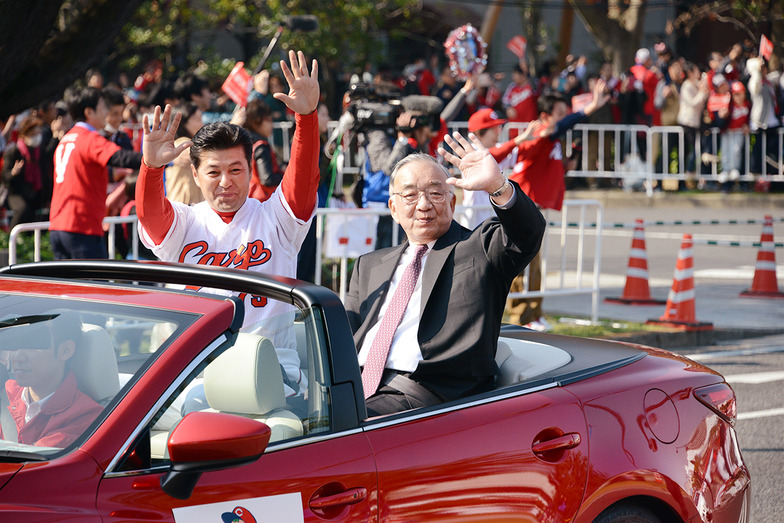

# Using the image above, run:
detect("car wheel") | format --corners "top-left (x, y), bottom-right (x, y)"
top-left (593, 503), bottom-right (663, 523)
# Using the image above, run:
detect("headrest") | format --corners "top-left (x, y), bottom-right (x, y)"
top-left (495, 339), bottom-right (533, 387)
top-left (70, 324), bottom-right (121, 403)
top-left (204, 333), bottom-right (286, 415)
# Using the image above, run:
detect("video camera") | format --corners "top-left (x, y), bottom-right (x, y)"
top-left (345, 83), bottom-right (442, 134)
top-left (345, 83), bottom-right (402, 132)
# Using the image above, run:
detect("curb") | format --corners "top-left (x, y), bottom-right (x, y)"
top-left (603, 328), bottom-right (784, 350)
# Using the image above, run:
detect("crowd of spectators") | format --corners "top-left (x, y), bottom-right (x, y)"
top-left (0, 38), bottom-right (781, 249)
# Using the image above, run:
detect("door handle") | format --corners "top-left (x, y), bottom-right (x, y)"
top-left (532, 432), bottom-right (581, 456)
top-left (309, 487), bottom-right (368, 510)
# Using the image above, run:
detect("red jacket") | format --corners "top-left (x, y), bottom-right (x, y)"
top-left (507, 135), bottom-right (566, 211)
top-left (4, 372), bottom-right (103, 448)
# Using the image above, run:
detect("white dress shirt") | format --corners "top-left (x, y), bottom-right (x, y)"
top-left (358, 240), bottom-right (436, 372)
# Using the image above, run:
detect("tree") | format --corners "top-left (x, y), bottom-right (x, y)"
top-left (671, 0), bottom-right (783, 70)
top-left (0, 0), bottom-right (141, 119)
top-left (568, 0), bottom-right (647, 75)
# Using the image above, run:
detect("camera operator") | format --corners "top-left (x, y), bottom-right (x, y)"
top-left (351, 89), bottom-right (443, 249)
top-left (365, 105), bottom-right (438, 248)
top-left (329, 78), bottom-right (476, 249)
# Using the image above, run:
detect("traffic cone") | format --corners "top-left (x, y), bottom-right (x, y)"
top-left (648, 234), bottom-right (713, 331)
top-left (605, 219), bottom-right (665, 305)
top-left (740, 215), bottom-right (784, 298)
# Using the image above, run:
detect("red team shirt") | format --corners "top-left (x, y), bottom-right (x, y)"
top-left (511, 135), bottom-right (565, 211)
top-left (502, 83), bottom-right (538, 123)
top-left (727, 100), bottom-right (750, 130)
top-left (51, 123), bottom-right (120, 236)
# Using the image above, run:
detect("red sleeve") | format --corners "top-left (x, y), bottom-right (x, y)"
top-left (90, 131), bottom-right (122, 166)
top-left (489, 139), bottom-right (518, 163)
top-left (135, 161), bottom-right (175, 245)
top-left (280, 111), bottom-right (319, 220)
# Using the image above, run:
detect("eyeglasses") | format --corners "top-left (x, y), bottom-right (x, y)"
top-left (392, 188), bottom-right (451, 205)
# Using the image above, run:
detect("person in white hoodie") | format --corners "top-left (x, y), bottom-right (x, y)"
top-left (677, 62), bottom-right (709, 176)
top-left (746, 56), bottom-right (781, 176)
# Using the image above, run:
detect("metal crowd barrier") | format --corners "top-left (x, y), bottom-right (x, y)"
top-left (325, 120), bottom-right (784, 199)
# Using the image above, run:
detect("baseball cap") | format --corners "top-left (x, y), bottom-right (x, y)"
top-left (635, 48), bottom-right (651, 64)
top-left (712, 73), bottom-right (727, 87)
top-left (731, 81), bottom-right (745, 93)
top-left (468, 108), bottom-right (506, 133)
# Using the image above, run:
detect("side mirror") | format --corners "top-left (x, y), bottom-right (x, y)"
top-left (160, 411), bottom-right (271, 500)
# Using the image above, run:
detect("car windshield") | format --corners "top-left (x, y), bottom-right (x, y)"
top-left (0, 293), bottom-right (197, 458)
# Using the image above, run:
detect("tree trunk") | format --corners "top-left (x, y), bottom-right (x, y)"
top-left (568, 0), bottom-right (646, 76)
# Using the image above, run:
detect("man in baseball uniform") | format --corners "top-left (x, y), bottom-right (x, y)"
top-left (136, 51), bottom-right (319, 397)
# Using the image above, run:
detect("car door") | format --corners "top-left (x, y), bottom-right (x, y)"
top-left (95, 306), bottom-right (379, 522)
top-left (96, 433), bottom-right (378, 522)
top-left (364, 386), bottom-right (589, 522)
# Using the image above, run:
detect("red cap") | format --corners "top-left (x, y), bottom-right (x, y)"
top-left (731, 81), bottom-right (745, 94)
top-left (468, 108), bottom-right (506, 133)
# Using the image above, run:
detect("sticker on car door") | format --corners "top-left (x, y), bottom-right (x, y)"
top-left (172, 492), bottom-right (303, 522)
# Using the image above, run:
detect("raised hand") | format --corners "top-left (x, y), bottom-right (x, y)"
top-left (584, 77), bottom-right (611, 116)
top-left (142, 105), bottom-right (191, 169)
top-left (438, 132), bottom-right (505, 195)
top-left (516, 119), bottom-right (544, 144)
top-left (274, 50), bottom-right (319, 116)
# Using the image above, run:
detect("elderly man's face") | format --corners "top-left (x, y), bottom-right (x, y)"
top-left (389, 160), bottom-right (456, 245)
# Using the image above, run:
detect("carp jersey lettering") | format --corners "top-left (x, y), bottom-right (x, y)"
top-left (139, 187), bottom-right (313, 396)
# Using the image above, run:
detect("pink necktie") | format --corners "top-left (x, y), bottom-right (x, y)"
top-left (362, 244), bottom-right (428, 399)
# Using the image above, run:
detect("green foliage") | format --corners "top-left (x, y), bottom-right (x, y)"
top-left (115, 0), bottom-right (418, 80)
top-left (0, 231), bottom-right (54, 265)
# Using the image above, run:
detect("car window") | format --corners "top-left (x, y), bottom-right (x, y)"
top-left (0, 295), bottom-right (196, 459)
top-left (126, 304), bottom-right (333, 470)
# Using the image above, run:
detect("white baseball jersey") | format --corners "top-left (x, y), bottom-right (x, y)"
top-left (139, 187), bottom-right (314, 396)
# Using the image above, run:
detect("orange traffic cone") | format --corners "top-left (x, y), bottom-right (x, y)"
top-left (740, 215), bottom-right (784, 298)
top-left (648, 234), bottom-right (713, 331)
top-left (606, 219), bottom-right (665, 305)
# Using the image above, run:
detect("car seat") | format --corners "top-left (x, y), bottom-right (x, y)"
top-left (495, 337), bottom-right (572, 388)
top-left (203, 333), bottom-right (303, 443)
top-left (71, 324), bottom-right (121, 405)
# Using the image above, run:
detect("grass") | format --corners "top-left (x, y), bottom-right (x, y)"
top-left (504, 313), bottom-right (669, 339)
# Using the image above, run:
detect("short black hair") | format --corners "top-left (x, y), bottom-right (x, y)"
top-left (189, 121), bottom-right (253, 170)
top-left (174, 72), bottom-right (209, 102)
top-left (174, 102), bottom-right (201, 139)
top-left (537, 92), bottom-right (568, 116)
top-left (102, 86), bottom-right (125, 108)
top-left (245, 99), bottom-right (273, 131)
top-left (66, 86), bottom-right (102, 122)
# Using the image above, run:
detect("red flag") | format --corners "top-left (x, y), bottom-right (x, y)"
top-left (571, 93), bottom-right (593, 113)
top-left (760, 34), bottom-right (773, 61)
top-left (506, 36), bottom-right (527, 59)
top-left (222, 62), bottom-right (252, 107)
top-left (707, 93), bottom-right (731, 113)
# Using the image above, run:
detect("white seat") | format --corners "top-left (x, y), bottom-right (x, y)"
top-left (203, 333), bottom-right (303, 443)
top-left (495, 337), bottom-right (572, 388)
top-left (71, 324), bottom-right (120, 404)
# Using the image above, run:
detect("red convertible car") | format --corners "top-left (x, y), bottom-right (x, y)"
top-left (0, 260), bottom-right (749, 522)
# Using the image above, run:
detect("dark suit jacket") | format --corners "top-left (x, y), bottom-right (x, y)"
top-left (345, 182), bottom-right (546, 401)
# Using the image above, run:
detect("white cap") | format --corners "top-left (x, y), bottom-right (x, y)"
top-left (635, 48), bottom-right (651, 64)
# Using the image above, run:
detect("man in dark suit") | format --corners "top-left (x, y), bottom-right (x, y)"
top-left (345, 132), bottom-right (545, 416)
